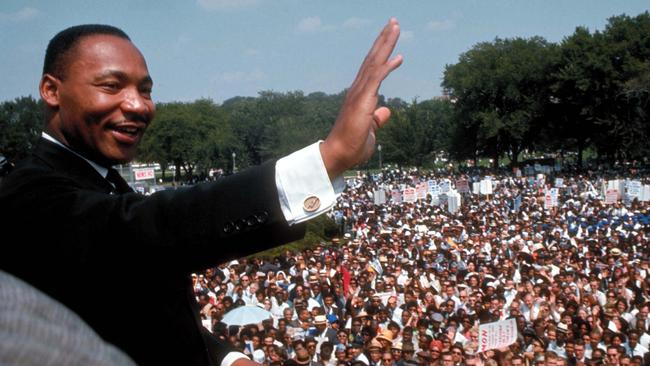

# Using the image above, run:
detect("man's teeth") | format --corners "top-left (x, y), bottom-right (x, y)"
top-left (116, 126), bottom-right (138, 134)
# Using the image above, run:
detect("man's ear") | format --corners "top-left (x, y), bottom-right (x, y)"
top-left (39, 74), bottom-right (60, 109)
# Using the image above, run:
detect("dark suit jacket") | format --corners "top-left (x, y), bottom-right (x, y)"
top-left (0, 138), bottom-right (305, 365)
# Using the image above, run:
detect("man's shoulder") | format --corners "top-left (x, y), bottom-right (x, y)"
top-left (1, 155), bottom-right (85, 198)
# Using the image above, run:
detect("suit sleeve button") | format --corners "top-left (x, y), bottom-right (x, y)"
top-left (255, 212), bottom-right (268, 223)
top-left (223, 221), bottom-right (235, 233)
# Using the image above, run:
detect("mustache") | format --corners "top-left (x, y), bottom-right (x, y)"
top-left (120, 111), bottom-right (151, 124)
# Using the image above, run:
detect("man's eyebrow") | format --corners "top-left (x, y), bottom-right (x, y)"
top-left (94, 69), bottom-right (153, 84)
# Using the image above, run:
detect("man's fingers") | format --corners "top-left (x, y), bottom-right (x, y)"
top-left (362, 18), bottom-right (398, 68)
top-left (373, 107), bottom-right (391, 128)
top-left (357, 18), bottom-right (400, 83)
top-left (373, 21), bottom-right (401, 65)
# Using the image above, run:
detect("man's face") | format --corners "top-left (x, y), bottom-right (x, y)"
top-left (606, 349), bottom-right (619, 365)
top-left (574, 345), bottom-right (584, 358)
top-left (45, 35), bottom-right (155, 166)
top-left (283, 309), bottom-right (293, 321)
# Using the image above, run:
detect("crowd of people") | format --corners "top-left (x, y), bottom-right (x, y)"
top-left (193, 164), bottom-right (650, 366)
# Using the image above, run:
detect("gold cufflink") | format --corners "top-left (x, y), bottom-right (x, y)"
top-left (303, 195), bottom-right (321, 212)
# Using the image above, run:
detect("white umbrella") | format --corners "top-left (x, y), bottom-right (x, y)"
top-left (221, 306), bottom-right (272, 326)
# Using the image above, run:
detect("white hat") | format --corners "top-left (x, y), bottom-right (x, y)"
top-left (253, 349), bottom-right (266, 363)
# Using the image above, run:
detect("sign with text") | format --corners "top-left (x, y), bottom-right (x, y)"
top-left (403, 187), bottom-right (417, 203)
top-left (478, 318), bottom-right (517, 353)
top-left (391, 189), bottom-right (402, 204)
top-left (427, 180), bottom-right (437, 193)
top-left (550, 188), bottom-right (559, 207)
top-left (479, 180), bottom-right (492, 195)
top-left (628, 180), bottom-right (642, 200)
top-left (473, 182), bottom-right (480, 195)
top-left (439, 180), bottom-right (451, 193)
top-left (456, 179), bottom-right (470, 193)
top-left (133, 168), bottom-right (155, 181)
top-left (448, 190), bottom-right (461, 214)
top-left (544, 190), bottom-right (553, 209)
top-left (605, 189), bottom-right (619, 204)
top-left (416, 183), bottom-right (428, 200)
top-left (373, 189), bottom-right (386, 205)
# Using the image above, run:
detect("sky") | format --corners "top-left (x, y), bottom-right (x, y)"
top-left (1, 0), bottom-right (649, 104)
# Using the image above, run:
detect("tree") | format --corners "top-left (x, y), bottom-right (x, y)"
top-left (378, 98), bottom-right (453, 167)
top-left (549, 12), bottom-right (650, 165)
top-left (0, 96), bottom-right (43, 163)
top-left (138, 99), bottom-right (237, 180)
top-left (443, 37), bottom-right (558, 167)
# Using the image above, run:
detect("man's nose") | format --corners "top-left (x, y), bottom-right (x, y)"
top-left (121, 87), bottom-right (152, 121)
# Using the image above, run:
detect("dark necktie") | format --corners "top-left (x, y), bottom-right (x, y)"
top-left (106, 168), bottom-right (133, 194)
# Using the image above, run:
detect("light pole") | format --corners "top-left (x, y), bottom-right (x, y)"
top-left (232, 152), bottom-right (236, 174)
top-left (377, 144), bottom-right (382, 170)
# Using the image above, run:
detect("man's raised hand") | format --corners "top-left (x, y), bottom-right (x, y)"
top-left (320, 18), bottom-right (403, 179)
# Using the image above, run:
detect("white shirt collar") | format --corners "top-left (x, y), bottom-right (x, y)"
top-left (41, 132), bottom-right (109, 178)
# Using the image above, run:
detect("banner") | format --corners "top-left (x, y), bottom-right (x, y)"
top-left (403, 187), bottom-right (417, 203)
top-left (642, 185), bottom-right (650, 202)
top-left (440, 180), bottom-right (451, 193)
top-left (605, 189), bottom-right (619, 204)
top-left (544, 190), bottom-right (553, 210)
top-left (627, 180), bottom-right (642, 200)
top-left (478, 318), bottom-right (517, 353)
top-left (447, 190), bottom-right (461, 214)
top-left (479, 180), bottom-right (492, 195)
top-left (456, 179), bottom-right (470, 193)
top-left (416, 182), bottom-right (428, 200)
top-left (134, 168), bottom-right (155, 181)
top-left (472, 182), bottom-right (480, 195)
top-left (373, 189), bottom-right (386, 205)
top-left (550, 188), bottom-right (559, 207)
top-left (391, 189), bottom-right (402, 204)
top-left (427, 180), bottom-right (437, 193)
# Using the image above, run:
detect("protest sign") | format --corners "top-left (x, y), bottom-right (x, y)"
top-left (448, 190), bottom-right (461, 214)
top-left (544, 190), bottom-right (553, 210)
top-left (456, 179), bottom-right (470, 193)
top-left (627, 180), bottom-right (642, 200)
top-left (440, 180), bottom-right (451, 193)
top-left (403, 187), bottom-right (417, 203)
top-left (416, 182), bottom-right (428, 200)
top-left (134, 168), bottom-right (155, 181)
top-left (373, 189), bottom-right (386, 205)
top-left (478, 318), bottom-right (518, 353)
top-left (391, 189), bottom-right (402, 204)
top-left (550, 188), bottom-right (559, 207)
top-left (605, 189), bottom-right (619, 204)
top-left (642, 185), bottom-right (650, 202)
top-left (479, 180), bottom-right (492, 195)
top-left (472, 182), bottom-right (480, 195)
top-left (554, 178), bottom-right (564, 188)
top-left (427, 180), bottom-right (437, 193)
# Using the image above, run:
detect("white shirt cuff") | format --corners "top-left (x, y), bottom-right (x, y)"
top-left (221, 352), bottom-right (249, 366)
top-left (275, 141), bottom-right (344, 225)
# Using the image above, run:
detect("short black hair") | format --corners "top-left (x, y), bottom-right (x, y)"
top-left (43, 24), bottom-right (130, 79)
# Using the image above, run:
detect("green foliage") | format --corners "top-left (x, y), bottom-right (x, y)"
top-left (378, 98), bottom-right (454, 167)
top-left (138, 99), bottom-right (239, 179)
top-left (443, 37), bottom-right (558, 167)
top-left (223, 90), bottom-right (343, 165)
top-left (0, 96), bottom-right (43, 163)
